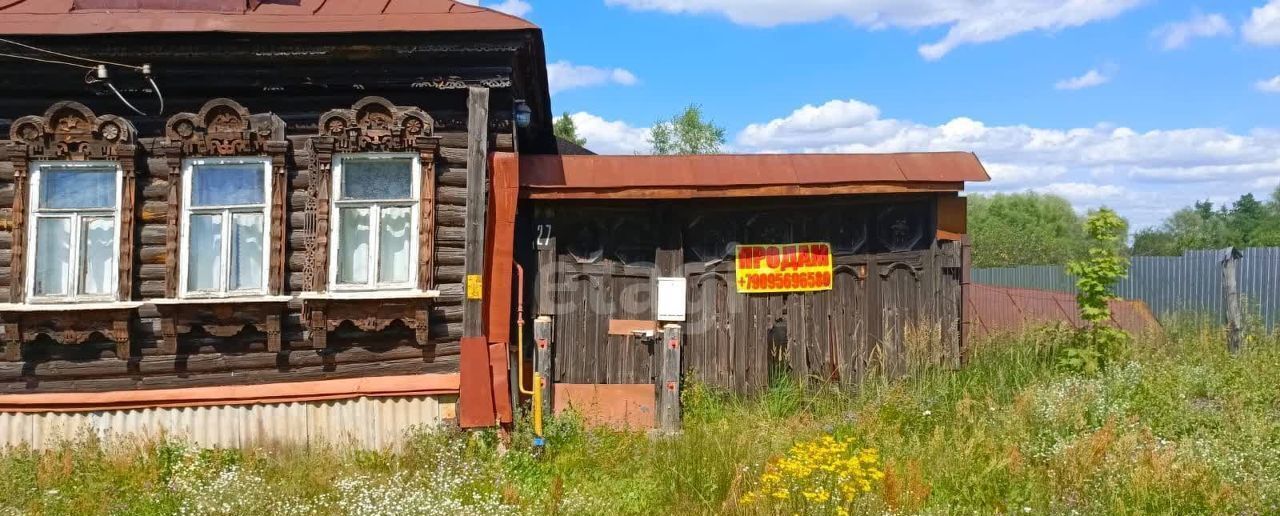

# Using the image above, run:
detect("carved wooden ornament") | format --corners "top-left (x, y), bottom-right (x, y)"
top-left (161, 98), bottom-right (289, 298)
top-left (306, 96), bottom-right (440, 292)
top-left (303, 97), bottom-right (441, 349)
top-left (6, 102), bottom-right (138, 304)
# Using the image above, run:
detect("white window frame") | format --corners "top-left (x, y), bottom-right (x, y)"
top-left (328, 153), bottom-right (421, 292)
top-left (25, 161), bottom-right (124, 304)
top-left (178, 157), bottom-right (273, 299)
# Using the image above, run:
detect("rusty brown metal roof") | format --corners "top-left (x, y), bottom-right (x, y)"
top-left (0, 0), bottom-right (536, 35)
top-left (966, 284), bottom-right (1161, 339)
top-left (519, 152), bottom-right (990, 199)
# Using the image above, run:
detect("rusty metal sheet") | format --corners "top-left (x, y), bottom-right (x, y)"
top-left (553, 383), bottom-right (655, 430)
top-left (967, 284), bottom-right (1161, 338)
top-left (0, 373), bottom-right (459, 412)
top-left (0, 0), bottom-right (536, 34)
top-left (519, 153), bottom-right (990, 196)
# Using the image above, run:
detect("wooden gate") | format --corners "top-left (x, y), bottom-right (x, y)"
top-left (535, 196), bottom-right (961, 393)
top-left (551, 211), bottom-right (658, 384)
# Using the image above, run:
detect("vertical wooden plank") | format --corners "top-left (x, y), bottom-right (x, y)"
top-left (1223, 248), bottom-right (1244, 354)
top-left (658, 323), bottom-right (682, 432)
top-left (7, 145), bottom-right (28, 303)
top-left (463, 86), bottom-right (490, 338)
top-left (655, 209), bottom-right (682, 386)
top-left (117, 151), bottom-right (137, 300)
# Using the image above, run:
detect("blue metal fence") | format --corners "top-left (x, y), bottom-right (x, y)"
top-left (972, 247), bottom-right (1280, 330)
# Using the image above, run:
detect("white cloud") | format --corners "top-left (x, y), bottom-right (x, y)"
top-left (1152, 12), bottom-right (1232, 50)
top-left (1256, 75), bottom-right (1280, 93)
top-left (1054, 69), bottom-right (1110, 90)
top-left (732, 98), bottom-right (1280, 228)
top-left (1037, 182), bottom-right (1125, 201)
top-left (457, 0), bottom-right (532, 17)
top-left (1244, 0), bottom-right (1280, 46)
top-left (605, 0), bottom-right (1142, 60)
top-left (566, 112), bottom-right (652, 155)
top-left (547, 61), bottom-right (639, 95)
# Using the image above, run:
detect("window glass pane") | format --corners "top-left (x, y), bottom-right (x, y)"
top-left (33, 217), bottom-right (71, 296)
top-left (187, 214), bottom-right (223, 292)
top-left (378, 206), bottom-right (411, 284)
top-left (336, 207), bottom-right (371, 285)
top-left (191, 163), bottom-right (265, 207)
top-left (79, 217), bottom-right (115, 296)
top-left (340, 158), bottom-right (413, 200)
top-left (229, 213), bottom-right (264, 291)
top-left (40, 167), bottom-right (116, 209)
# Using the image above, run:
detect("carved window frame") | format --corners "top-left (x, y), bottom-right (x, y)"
top-left (328, 153), bottom-right (423, 292)
top-left (160, 98), bottom-right (288, 298)
top-left (306, 96), bottom-right (440, 293)
top-left (5, 102), bottom-right (138, 304)
top-left (178, 156), bottom-right (274, 298)
top-left (25, 160), bottom-right (125, 303)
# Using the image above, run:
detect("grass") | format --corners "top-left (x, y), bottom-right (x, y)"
top-left (0, 321), bottom-right (1277, 515)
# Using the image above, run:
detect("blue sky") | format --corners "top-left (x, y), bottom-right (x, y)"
top-left (471, 0), bottom-right (1280, 229)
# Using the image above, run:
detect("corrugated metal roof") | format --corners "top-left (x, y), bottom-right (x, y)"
top-left (0, 0), bottom-right (536, 35)
top-left (519, 152), bottom-right (991, 195)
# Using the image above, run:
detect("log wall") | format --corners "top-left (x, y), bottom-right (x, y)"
top-left (0, 106), bottom-right (515, 394)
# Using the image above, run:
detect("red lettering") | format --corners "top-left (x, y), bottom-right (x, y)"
top-left (737, 247), bottom-right (752, 269)
top-left (780, 245), bottom-right (798, 270)
top-left (797, 245), bottom-right (812, 267)
top-left (811, 244), bottom-right (830, 266)
top-left (765, 246), bottom-right (781, 269)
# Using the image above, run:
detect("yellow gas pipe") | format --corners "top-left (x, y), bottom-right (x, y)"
top-left (514, 264), bottom-right (545, 448)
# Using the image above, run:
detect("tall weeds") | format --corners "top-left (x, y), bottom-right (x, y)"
top-left (0, 325), bottom-right (1275, 514)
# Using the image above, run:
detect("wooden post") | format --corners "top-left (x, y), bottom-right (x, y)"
top-left (463, 86), bottom-right (490, 338)
top-left (658, 323), bottom-right (682, 433)
top-left (533, 315), bottom-right (553, 417)
top-left (1221, 247), bottom-right (1244, 354)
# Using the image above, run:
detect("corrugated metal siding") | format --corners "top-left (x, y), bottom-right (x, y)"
top-left (0, 394), bottom-right (458, 450)
top-left (971, 247), bottom-right (1280, 329)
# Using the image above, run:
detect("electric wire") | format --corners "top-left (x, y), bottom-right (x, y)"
top-left (0, 38), bottom-right (165, 116)
top-left (0, 52), bottom-right (96, 70)
top-left (0, 37), bottom-right (144, 70)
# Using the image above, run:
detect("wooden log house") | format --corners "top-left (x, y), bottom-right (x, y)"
top-left (0, 0), bottom-right (990, 445)
top-left (0, 0), bottom-right (548, 446)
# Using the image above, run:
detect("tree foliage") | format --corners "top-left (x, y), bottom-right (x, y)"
top-left (1132, 188), bottom-right (1280, 256)
top-left (1063, 208), bottom-right (1130, 374)
top-left (648, 104), bottom-right (726, 155)
top-left (553, 112), bottom-right (586, 147)
top-left (967, 192), bottom-right (1102, 268)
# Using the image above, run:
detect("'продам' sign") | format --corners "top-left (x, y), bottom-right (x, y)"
top-left (734, 243), bottom-right (833, 293)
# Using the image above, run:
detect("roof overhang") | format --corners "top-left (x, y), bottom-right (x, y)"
top-left (519, 152), bottom-right (991, 200)
top-left (0, 0), bottom-right (538, 34)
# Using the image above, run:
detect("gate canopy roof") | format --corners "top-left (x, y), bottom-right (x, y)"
top-left (519, 152), bottom-right (991, 199)
top-left (0, 0), bottom-right (535, 34)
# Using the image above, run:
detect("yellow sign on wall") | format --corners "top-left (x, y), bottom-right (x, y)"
top-left (466, 274), bottom-right (484, 300)
top-left (735, 242), bottom-right (834, 293)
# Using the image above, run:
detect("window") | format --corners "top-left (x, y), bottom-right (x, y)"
top-left (329, 154), bottom-right (420, 290)
top-left (180, 158), bottom-right (271, 297)
top-left (26, 162), bottom-right (122, 302)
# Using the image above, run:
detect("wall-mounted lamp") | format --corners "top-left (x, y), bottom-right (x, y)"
top-left (514, 100), bottom-right (532, 129)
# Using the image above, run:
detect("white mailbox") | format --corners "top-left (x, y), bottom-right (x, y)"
top-left (656, 277), bottom-right (687, 322)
